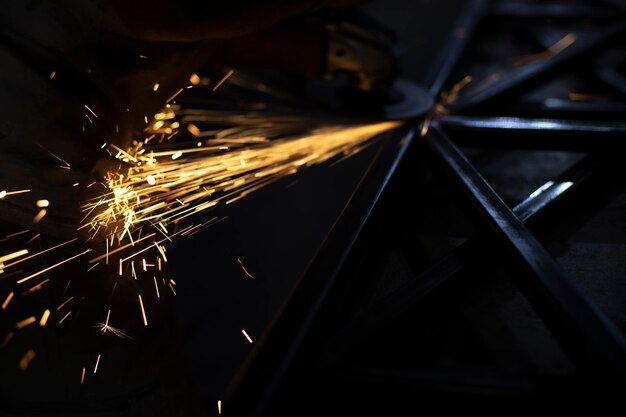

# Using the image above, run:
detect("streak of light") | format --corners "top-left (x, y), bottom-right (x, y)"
top-left (36, 200), bottom-right (49, 208)
top-left (25, 233), bottom-right (40, 244)
top-left (57, 296), bottom-right (74, 310)
top-left (169, 283), bottom-right (176, 295)
top-left (94, 354), bottom-right (101, 374)
top-left (237, 257), bottom-right (255, 280)
top-left (81, 367), bottom-right (86, 384)
top-left (39, 309), bottom-right (51, 326)
top-left (154, 276), bottom-right (160, 298)
top-left (1, 292), bottom-right (14, 310)
top-left (17, 249), bottom-right (92, 284)
top-left (85, 105), bottom-right (98, 118)
top-left (5, 230), bottom-right (29, 238)
top-left (187, 123), bottom-right (201, 137)
top-left (0, 250), bottom-right (29, 263)
top-left (19, 349), bottom-right (35, 371)
top-left (59, 310), bottom-right (72, 324)
top-left (166, 88), bottom-right (184, 103)
top-left (218, 400), bottom-right (222, 415)
top-left (241, 329), bottom-right (253, 344)
top-left (87, 262), bottom-right (99, 272)
top-left (3, 189), bottom-right (30, 196)
top-left (212, 69), bottom-right (235, 91)
top-left (49, 71), bottom-right (56, 79)
top-left (33, 209), bottom-right (47, 223)
top-left (153, 83), bottom-right (160, 92)
top-left (16, 316), bottom-right (36, 329)
top-left (138, 294), bottom-right (148, 326)
top-left (89, 234), bottom-right (155, 263)
top-left (22, 279), bottom-right (49, 296)
top-left (3, 238), bottom-right (77, 269)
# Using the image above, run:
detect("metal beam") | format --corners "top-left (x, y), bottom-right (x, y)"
top-left (424, 124), bottom-right (626, 384)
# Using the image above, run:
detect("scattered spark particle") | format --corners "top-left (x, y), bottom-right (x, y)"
top-left (4, 238), bottom-right (77, 270)
top-left (139, 54), bottom-right (148, 59)
top-left (146, 175), bottom-right (156, 185)
top-left (16, 316), bottom-right (36, 329)
top-left (1, 332), bottom-right (14, 348)
top-left (4, 189), bottom-right (30, 196)
top-left (157, 257), bottom-right (162, 271)
top-left (25, 233), bottom-right (40, 245)
top-left (241, 329), bottom-right (253, 344)
top-left (106, 238), bottom-right (109, 264)
top-left (84, 105), bottom-right (98, 118)
top-left (19, 349), bottom-right (35, 371)
top-left (131, 261), bottom-right (137, 279)
top-left (17, 249), bottom-right (91, 284)
top-left (218, 400), bottom-right (222, 415)
top-left (81, 367), bottom-right (86, 384)
top-left (94, 354), bottom-right (101, 374)
top-left (189, 73), bottom-right (200, 85)
top-left (138, 295), bottom-right (148, 326)
top-left (142, 258), bottom-right (147, 272)
top-left (36, 200), bottom-right (49, 208)
top-left (57, 297), bottom-right (74, 311)
top-left (166, 88), bottom-right (184, 103)
top-left (154, 276), bottom-right (160, 298)
top-left (169, 283), bottom-right (176, 295)
top-left (186, 123), bottom-right (201, 137)
top-left (1, 292), bottom-right (14, 310)
top-left (197, 141), bottom-right (202, 147)
top-left (0, 249), bottom-right (28, 263)
top-left (87, 262), bottom-right (99, 272)
top-left (33, 209), bottom-right (47, 223)
top-left (212, 69), bottom-right (235, 91)
top-left (49, 70), bottom-right (56, 79)
top-left (39, 310), bottom-right (51, 326)
top-left (22, 279), bottom-right (49, 296)
top-left (171, 151), bottom-right (183, 160)
top-left (0, 190), bottom-right (5, 199)
top-left (153, 83), bottom-right (160, 92)
top-left (59, 310), bottom-right (72, 324)
top-left (237, 257), bottom-right (256, 280)
top-left (144, 116), bottom-right (149, 124)
top-left (170, 121), bottom-right (180, 129)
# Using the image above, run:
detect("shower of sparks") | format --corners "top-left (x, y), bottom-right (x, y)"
top-left (19, 349), bottom-right (35, 371)
top-left (237, 257), bottom-right (255, 280)
top-left (39, 309), bottom-right (51, 327)
top-left (241, 329), bottom-right (253, 344)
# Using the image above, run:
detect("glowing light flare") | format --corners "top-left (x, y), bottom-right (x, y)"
top-left (19, 349), bottom-right (35, 371)
top-left (241, 329), bottom-right (253, 344)
top-left (39, 310), bottom-right (51, 326)
top-left (36, 200), bottom-right (49, 208)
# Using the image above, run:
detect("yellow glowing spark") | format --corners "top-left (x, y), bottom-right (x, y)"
top-left (241, 329), bottom-right (253, 344)
top-left (218, 400), bottom-right (222, 415)
top-left (1, 292), bottom-right (14, 310)
top-left (166, 88), bottom-right (184, 103)
top-left (22, 279), bottom-right (49, 296)
top-left (2, 238), bottom-right (77, 270)
top-left (81, 367), bottom-right (86, 384)
top-left (16, 316), bottom-right (36, 329)
top-left (138, 294), bottom-right (148, 326)
top-left (94, 354), bottom-right (101, 374)
top-left (189, 74), bottom-right (200, 85)
top-left (1, 332), bottom-right (14, 348)
top-left (17, 249), bottom-right (91, 284)
top-left (39, 310), bottom-right (51, 327)
top-left (153, 83), bottom-right (160, 92)
top-left (36, 200), bottom-right (49, 208)
top-left (4, 189), bottom-right (30, 196)
top-left (19, 349), bottom-right (35, 371)
top-left (33, 209), bottom-right (47, 223)
top-left (146, 175), bottom-right (156, 185)
top-left (171, 151), bottom-right (183, 160)
top-left (49, 70), bottom-right (56, 80)
top-left (237, 257), bottom-right (255, 280)
top-left (213, 69), bottom-right (235, 91)
top-left (187, 123), bottom-right (201, 137)
top-left (57, 296), bottom-right (74, 311)
top-left (0, 249), bottom-right (28, 263)
top-left (0, 190), bottom-right (6, 199)
top-left (169, 283), bottom-right (176, 295)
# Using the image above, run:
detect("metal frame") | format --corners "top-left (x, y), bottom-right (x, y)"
top-left (224, 1), bottom-right (626, 414)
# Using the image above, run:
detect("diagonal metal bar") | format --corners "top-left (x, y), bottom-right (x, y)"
top-left (439, 115), bottom-right (626, 150)
top-left (448, 20), bottom-right (626, 114)
top-left (331, 156), bottom-right (592, 350)
top-left (424, 0), bottom-right (487, 97)
top-left (423, 124), bottom-right (626, 383)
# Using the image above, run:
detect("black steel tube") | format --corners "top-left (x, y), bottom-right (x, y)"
top-left (424, 124), bottom-right (626, 384)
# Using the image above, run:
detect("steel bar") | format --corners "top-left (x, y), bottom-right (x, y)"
top-left (223, 128), bottom-right (417, 417)
top-left (448, 20), bottom-right (626, 114)
top-left (331, 156), bottom-right (592, 351)
top-left (492, 99), bottom-right (626, 122)
top-left (439, 115), bottom-right (626, 150)
top-left (424, 0), bottom-right (487, 97)
top-left (424, 124), bottom-right (626, 383)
